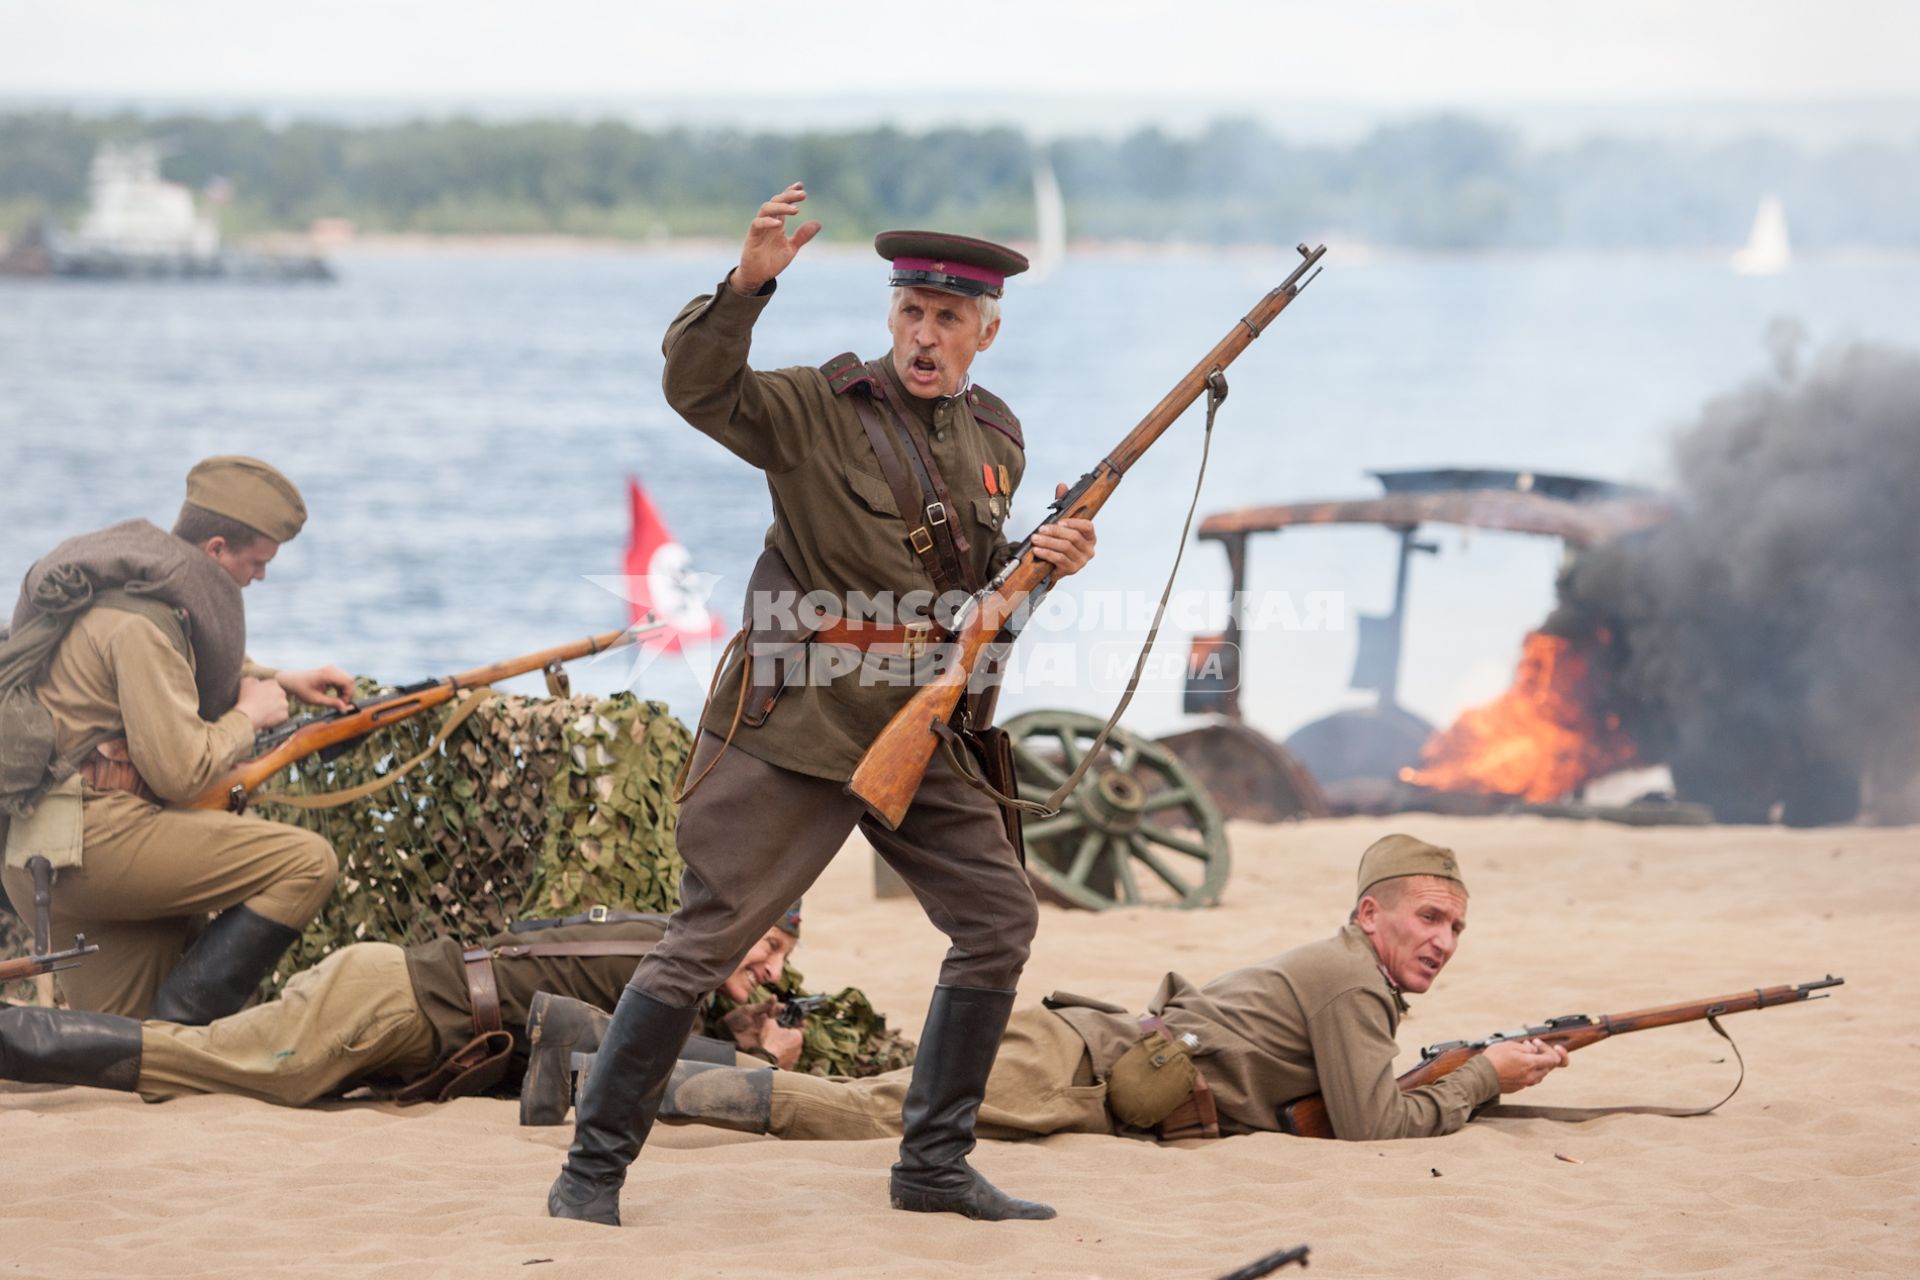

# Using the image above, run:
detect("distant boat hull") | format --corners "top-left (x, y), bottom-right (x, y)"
top-left (0, 224), bottom-right (333, 282)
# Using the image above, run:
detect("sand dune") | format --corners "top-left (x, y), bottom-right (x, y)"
top-left (4, 815), bottom-right (1914, 1278)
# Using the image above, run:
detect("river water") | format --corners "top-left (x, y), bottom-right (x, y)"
top-left (3, 245), bottom-right (1915, 748)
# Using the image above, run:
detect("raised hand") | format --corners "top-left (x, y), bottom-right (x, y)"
top-left (732, 181), bottom-right (822, 295)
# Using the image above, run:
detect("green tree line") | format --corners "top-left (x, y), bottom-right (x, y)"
top-left (2, 110), bottom-right (1913, 249)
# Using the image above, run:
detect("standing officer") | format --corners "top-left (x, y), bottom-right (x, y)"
top-left (1, 457), bottom-right (351, 1023)
top-left (547, 183), bottom-right (1096, 1227)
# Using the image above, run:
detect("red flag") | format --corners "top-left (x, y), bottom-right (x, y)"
top-left (622, 476), bottom-right (728, 653)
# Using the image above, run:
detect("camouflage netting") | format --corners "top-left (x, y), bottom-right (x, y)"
top-left (255, 681), bottom-right (692, 979)
top-left (711, 963), bottom-right (918, 1078)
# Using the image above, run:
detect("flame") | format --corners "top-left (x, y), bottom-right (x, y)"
top-left (1401, 630), bottom-right (1637, 801)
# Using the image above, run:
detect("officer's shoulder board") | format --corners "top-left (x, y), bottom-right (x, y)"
top-left (819, 352), bottom-right (876, 397)
top-left (966, 385), bottom-right (1024, 450)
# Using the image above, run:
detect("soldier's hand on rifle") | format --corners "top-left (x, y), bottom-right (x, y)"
top-left (723, 999), bottom-right (805, 1069)
top-left (731, 182), bottom-right (821, 296)
top-left (236, 676), bottom-right (291, 731)
top-left (1031, 482), bottom-right (1099, 576)
top-left (276, 665), bottom-right (355, 712)
top-left (1485, 1037), bottom-right (1569, 1093)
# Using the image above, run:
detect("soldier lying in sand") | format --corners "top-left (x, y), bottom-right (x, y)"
top-left (529, 836), bottom-right (1566, 1143)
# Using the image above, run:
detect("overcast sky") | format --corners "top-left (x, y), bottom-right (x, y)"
top-left (4, 0), bottom-right (1913, 136)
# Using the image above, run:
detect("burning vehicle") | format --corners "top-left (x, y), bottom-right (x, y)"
top-left (1170, 466), bottom-right (1681, 820)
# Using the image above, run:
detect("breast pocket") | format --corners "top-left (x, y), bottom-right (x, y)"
top-left (973, 494), bottom-right (1008, 535)
top-left (844, 462), bottom-right (903, 518)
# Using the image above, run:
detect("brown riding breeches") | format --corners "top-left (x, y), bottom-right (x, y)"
top-left (629, 732), bottom-right (1039, 1008)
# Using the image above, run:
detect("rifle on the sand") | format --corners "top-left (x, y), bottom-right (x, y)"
top-left (1279, 975), bottom-right (1844, 1139)
top-left (1217, 1244), bottom-right (1310, 1278)
top-left (847, 243), bottom-right (1328, 828)
top-left (189, 626), bottom-right (651, 814)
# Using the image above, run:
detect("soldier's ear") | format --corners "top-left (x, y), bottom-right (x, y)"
top-left (975, 315), bottom-right (1000, 353)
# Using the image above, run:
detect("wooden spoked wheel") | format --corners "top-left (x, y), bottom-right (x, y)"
top-left (1002, 709), bottom-right (1230, 911)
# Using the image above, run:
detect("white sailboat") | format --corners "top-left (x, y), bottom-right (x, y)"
top-left (1731, 193), bottom-right (1791, 276)
top-left (1025, 149), bottom-right (1067, 284)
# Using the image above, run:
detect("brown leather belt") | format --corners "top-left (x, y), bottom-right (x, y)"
top-left (808, 618), bottom-right (941, 657)
top-left (1139, 1015), bottom-right (1221, 1141)
top-left (76, 740), bottom-right (158, 804)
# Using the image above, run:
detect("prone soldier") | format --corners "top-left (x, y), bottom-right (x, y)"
top-left (620, 835), bottom-right (1568, 1144)
top-left (0, 905), bottom-right (807, 1109)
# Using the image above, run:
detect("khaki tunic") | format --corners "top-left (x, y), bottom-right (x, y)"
top-left (0, 607), bottom-right (337, 1017)
top-left (662, 280), bottom-right (1027, 783)
top-left (137, 920), bottom-right (698, 1107)
top-left (1054, 924), bottom-right (1500, 1141)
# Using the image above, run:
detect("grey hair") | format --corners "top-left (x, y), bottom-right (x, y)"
top-left (890, 286), bottom-right (1000, 339)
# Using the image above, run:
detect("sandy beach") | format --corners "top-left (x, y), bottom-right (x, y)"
top-left (4, 814), bottom-right (1914, 1279)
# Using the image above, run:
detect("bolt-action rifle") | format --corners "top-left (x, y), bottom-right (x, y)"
top-left (1279, 975), bottom-right (1844, 1139)
top-left (847, 243), bottom-right (1328, 828)
top-left (0, 854), bottom-right (96, 983)
top-left (187, 626), bottom-right (650, 814)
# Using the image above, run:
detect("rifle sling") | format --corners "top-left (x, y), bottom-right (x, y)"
top-left (246, 688), bottom-right (496, 811)
top-left (1478, 1014), bottom-right (1746, 1124)
top-left (938, 368), bottom-right (1232, 820)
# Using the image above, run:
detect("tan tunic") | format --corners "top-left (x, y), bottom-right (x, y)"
top-left (37, 606), bottom-right (254, 802)
top-left (1, 604), bottom-right (336, 1016)
top-left (661, 279), bottom-right (1027, 782)
top-left (1053, 924), bottom-right (1501, 1140)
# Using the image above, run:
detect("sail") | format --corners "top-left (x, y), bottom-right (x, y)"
top-left (1731, 193), bottom-right (1791, 276)
top-left (1026, 149), bottom-right (1067, 284)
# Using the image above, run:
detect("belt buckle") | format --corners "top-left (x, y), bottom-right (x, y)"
top-left (909, 527), bottom-right (935, 555)
top-left (926, 501), bottom-right (948, 527)
top-left (587, 904), bottom-right (609, 923)
top-left (902, 622), bottom-right (933, 659)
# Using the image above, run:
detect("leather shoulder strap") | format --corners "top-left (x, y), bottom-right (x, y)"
top-left (820, 352), bottom-right (875, 396)
top-left (850, 394), bottom-right (962, 601)
top-left (967, 384), bottom-right (1024, 450)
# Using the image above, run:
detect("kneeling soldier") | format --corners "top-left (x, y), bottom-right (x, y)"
top-left (2, 457), bottom-right (354, 1023)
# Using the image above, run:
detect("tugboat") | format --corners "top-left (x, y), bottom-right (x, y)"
top-left (0, 142), bottom-right (333, 281)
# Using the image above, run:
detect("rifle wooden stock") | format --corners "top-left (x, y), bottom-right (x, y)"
top-left (1279, 975), bottom-right (1843, 1140)
top-left (188, 628), bottom-right (639, 813)
top-left (848, 244), bottom-right (1327, 828)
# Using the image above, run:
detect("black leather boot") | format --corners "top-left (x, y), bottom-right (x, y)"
top-left (0, 1005), bottom-right (142, 1091)
top-left (148, 905), bottom-right (300, 1025)
top-left (890, 985), bottom-right (1055, 1221)
top-left (655, 1060), bottom-right (773, 1133)
top-left (546, 986), bottom-right (697, 1226)
top-left (520, 993), bottom-right (612, 1127)
top-left (557, 1033), bottom-right (740, 1126)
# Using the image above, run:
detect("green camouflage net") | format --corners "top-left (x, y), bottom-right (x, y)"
top-left (255, 682), bottom-right (691, 982)
top-left (711, 962), bottom-right (918, 1079)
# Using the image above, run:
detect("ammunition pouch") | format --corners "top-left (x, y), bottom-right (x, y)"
top-left (1106, 1024), bottom-right (1200, 1129)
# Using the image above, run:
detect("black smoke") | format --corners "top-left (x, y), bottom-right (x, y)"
top-left (1550, 341), bottom-right (1920, 825)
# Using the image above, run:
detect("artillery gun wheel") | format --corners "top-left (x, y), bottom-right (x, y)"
top-left (1002, 710), bottom-right (1230, 911)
